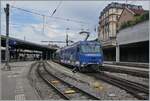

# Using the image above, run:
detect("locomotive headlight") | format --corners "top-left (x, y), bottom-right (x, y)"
top-left (75, 61), bottom-right (80, 65)
top-left (81, 62), bottom-right (86, 67)
top-left (81, 64), bottom-right (84, 67)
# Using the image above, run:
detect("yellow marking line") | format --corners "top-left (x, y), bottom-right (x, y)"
top-left (51, 80), bottom-right (60, 84)
top-left (64, 89), bottom-right (76, 94)
top-left (92, 81), bottom-right (104, 90)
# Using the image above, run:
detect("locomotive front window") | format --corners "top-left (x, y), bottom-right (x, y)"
top-left (80, 44), bottom-right (101, 53)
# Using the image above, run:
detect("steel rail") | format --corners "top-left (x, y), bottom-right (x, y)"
top-left (44, 62), bottom-right (101, 100)
top-left (37, 61), bottom-right (101, 100)
top-left (53, 60), bottom-right (148, 88)
top-left (88, 72), bottom-right (149, 100)
top-left (51, 61), bottom-right (149, 100)
top-left (37, 62), bottom-right (70, 100)
top-left (102, 72), bottom-right (149, 92)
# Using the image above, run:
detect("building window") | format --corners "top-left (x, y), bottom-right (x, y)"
top-left (116, 16), bottom-right (118, 20)
top-left (108, 24), bottom-right (109, 37)
top-left (106, 11), bottom-right (108, 17)
top-left (116, 9), bottom-right (118, 13)
top-left (138, 6), bottom-right (142, 10)
top-left (103, 31), bottom-right (105, 40)
top-left (128, 5), bottom-right (132, 9)
top-left (112, 23), bottom-right (116, 36)
top-left (112, 15), bottom-right (116, 21)
top-left (109, 8), bottom-right (113, 14)
top-left (110, 15), bottom-right (113, 21)
top-left (109, 23), bottom-right (112, 37)
top-left (117, 4), bottom-right (122, 8)
top-left (112, 8), bottom-right (116, 13)
top-left (132, 5), bottom-right (139, 9)
top-left (118, 9), bottom-right (123, 14)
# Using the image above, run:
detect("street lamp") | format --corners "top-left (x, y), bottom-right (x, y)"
top-left (3, 4), bottom-right (11, 70)
top-left (66, 28), bottom-right (69, 46)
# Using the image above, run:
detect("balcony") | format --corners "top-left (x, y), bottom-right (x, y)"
top-left (101, 37), bottom-right (117, 48)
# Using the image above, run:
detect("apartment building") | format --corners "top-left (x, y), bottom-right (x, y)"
top-left (98, 2), bottom-right (147, 62)
top-left (98, 2), bottom-right (143, 45)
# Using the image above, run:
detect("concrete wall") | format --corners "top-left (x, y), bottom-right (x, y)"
top-left (117, 21), bottom-right (149, 45)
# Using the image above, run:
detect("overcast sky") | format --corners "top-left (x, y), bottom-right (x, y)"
top-left (1, 0), bottom-right (149, 47)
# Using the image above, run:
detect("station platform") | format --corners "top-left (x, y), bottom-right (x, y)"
top-left (104, 61), bottom-right (149, 72)
top-left (0, 61), bottom-right (40, 100)
top-left (104, 61), bottom-right (149, 68)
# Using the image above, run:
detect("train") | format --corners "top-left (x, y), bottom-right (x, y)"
top-left (53, 40), bottom-right (104, 72)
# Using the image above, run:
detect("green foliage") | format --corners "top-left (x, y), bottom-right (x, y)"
top-left (120, 12), bottom-right (149, 30)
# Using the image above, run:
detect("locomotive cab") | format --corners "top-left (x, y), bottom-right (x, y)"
top-left (76, 41), bottom-right (103, 71)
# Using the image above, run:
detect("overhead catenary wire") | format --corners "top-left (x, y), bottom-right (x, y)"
top-left (9, 22), bottom-right (90, 32)
top-left (10, 5), bottom-right (98, 36)
top-left (11, 5), bottom-right (88, 24)
top-left (42, 15), bottom-right (46, 35)
top-left (10, 5), bottom-right (99, 33)
top-left (50, 1), bottom-right (62, 17)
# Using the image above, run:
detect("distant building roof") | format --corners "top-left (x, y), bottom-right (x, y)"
top-left (118, 7), bottom-right (145, 21)
top-left (100, 2), bottom-right (143, 18)
top-left (126, 7), bottom-right (144, 15)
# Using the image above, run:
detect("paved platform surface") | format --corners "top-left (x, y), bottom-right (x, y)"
top-left (47, 61), bottom-right (96, 85)
top-left (103, 63), bottom-right (149, 72)
top-left (0, 61), bottom-right (40, 100)
top-left (104, 61), bottom-right (149, 68)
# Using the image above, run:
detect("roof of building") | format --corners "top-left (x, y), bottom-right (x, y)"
top-left (100, 2), bottom-right (143, 18)
top-left (125, 7), bottom-right (144, 15)
top-left (118, 7), bottom-right (145, 21)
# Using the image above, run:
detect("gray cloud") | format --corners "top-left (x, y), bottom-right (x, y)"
top-left (1, 0), bottom-right (149, 47)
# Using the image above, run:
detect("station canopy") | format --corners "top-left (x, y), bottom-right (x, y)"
top-left (1, 35), bottom-right (57, 52)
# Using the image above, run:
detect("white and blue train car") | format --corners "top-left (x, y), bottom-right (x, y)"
top-left (54, 41), bottom-right (103, 71)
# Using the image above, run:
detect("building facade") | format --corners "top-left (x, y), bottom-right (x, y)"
top-left (98, 2), bottom-right (143, 47)
top-left (97, 2), bottom-right (148, 62)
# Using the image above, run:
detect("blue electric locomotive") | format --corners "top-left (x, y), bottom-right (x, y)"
top-left (54, 40), bottom-right (103, 71)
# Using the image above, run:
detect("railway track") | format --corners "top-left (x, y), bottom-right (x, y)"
top-left (53, 60), bottom-right (148, 78)
top-left (87, 72), bottom-right (149, 100)
top-left (36, 61), bottom-right (100, 100)
top-left (49, 61), bottom-right (149, 100)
